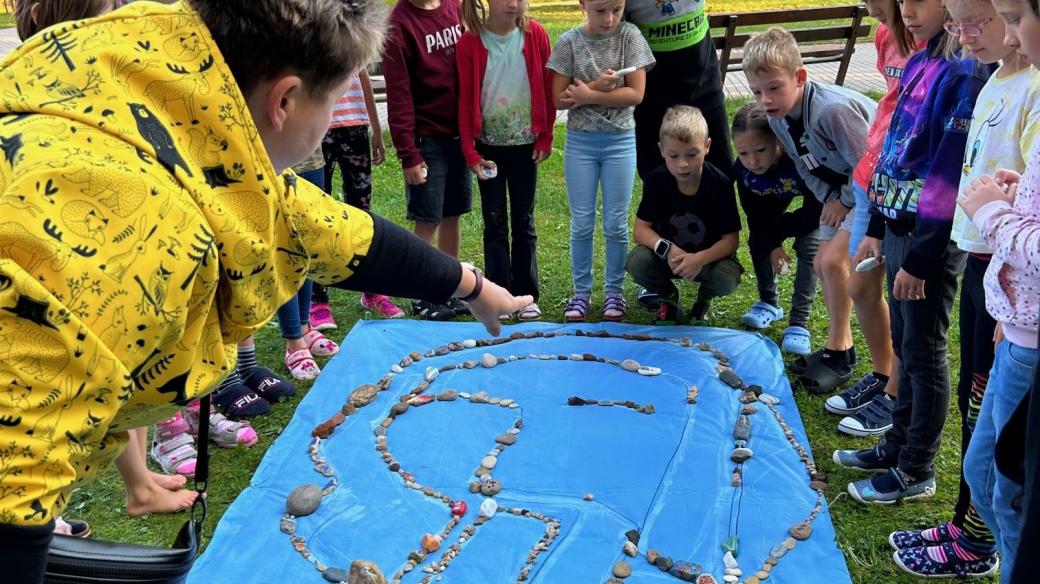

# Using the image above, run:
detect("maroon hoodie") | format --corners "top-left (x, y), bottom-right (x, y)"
top-left (383, 0), bottom-right (464, 169)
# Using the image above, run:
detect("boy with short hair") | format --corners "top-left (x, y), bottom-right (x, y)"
top-left (383, 0), bottom-right (473, 321)
top-left (625, 105), bottom-right (743, 324)
top-left (743, 27), bottom-right (876, 394)
top-left (0, 1), bottom-right (531, 579)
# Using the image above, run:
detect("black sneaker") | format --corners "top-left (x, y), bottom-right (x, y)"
top-left (832, 442), bottom-right (896, 473)
top-left (654, 301), bottom-right (679, 325)
top-left (448, 298), bottom-right (470, 315)
top-left (825, 372), bottom-right (886, 415)
top-left (412, 300), bottom-right (456, 321)
top-left (637, 287), bottom-right (663, 309)
top-left (688, 300), bottom-right (711, 324)
top-left (838, 392), bottom-right (895, 437)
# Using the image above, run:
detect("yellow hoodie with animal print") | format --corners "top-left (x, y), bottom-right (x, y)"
top-left (0, 1), bottom-right (374, 525)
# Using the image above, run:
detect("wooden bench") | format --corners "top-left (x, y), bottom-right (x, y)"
top-left (368, 61), bottom-right (387, 103)
top-left (709, 5), bottom-right (871, 87)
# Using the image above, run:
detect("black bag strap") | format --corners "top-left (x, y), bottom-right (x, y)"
top-left (189, 394), bottom-right (210, 540)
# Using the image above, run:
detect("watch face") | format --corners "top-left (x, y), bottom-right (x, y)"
top-left (655, 241), bottom-right (669, 256)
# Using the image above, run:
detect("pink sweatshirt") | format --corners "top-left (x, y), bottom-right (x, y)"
top-left (972, 147), bottom-right (1040, 348)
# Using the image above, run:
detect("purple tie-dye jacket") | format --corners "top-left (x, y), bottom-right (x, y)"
top-left (866, 35), bottom-right (993, 279)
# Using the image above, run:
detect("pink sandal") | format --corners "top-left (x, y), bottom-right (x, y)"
top-left (285, 347), bottom-right (320, 380)
top-left (150, 412), bottom-right (198, 477)
top-left (303, 329), bottom-right (339, 358)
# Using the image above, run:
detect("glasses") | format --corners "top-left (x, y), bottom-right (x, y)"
top-left (944, 17), bottom-right (994, 37)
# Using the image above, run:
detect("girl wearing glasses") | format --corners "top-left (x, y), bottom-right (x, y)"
top-left (889, 0), bottom-right (1040, 577)
top-left (835, 0), bottom-right (993, 515)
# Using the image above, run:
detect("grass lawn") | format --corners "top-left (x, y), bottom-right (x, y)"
top-left (69, 90), bottom-right (991, 583)
top-left (0, 12), bottom-right (12, 29)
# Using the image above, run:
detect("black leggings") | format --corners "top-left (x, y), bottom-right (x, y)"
top-left (0, 521), bottom-right (54, 584)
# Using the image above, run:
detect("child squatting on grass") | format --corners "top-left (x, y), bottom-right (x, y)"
top-left (625, 106), bottom-right (744, 325)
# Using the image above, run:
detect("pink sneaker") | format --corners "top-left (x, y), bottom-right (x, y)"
top-left (185, 400), bottom-right (258, 449)
top-left (151, 412), bottom-right (197, 477)
top-left (361, 294), bottom-right (404, 318)
top-left (309, 302), bottom-right (337, 331)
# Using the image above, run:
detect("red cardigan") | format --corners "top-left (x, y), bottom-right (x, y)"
top-left (456, 20), bottom-right (555, 168)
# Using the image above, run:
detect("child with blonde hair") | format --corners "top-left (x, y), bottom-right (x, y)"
top-left (743, 27), bottom-right (876, 393)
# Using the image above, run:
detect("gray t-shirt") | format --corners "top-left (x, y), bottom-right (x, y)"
top-left (546, 22), bottom-right (656, 133)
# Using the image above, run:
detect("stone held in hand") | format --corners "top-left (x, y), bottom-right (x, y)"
top-left (286, 484), bottom-right (323, 517)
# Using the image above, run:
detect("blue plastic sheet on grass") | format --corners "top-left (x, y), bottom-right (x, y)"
top-left (190, 321), bottom-right (852, 584)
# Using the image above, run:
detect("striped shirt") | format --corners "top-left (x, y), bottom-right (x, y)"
top-left (331, 73), bottom-right (369, 128)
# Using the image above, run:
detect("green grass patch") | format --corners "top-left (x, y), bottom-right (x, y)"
top-left (70, 94), bottom-right (993, 584)
top-left (0, 12), bottom-right (13, 29)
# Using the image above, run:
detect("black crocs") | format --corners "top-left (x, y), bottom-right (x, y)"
top-left (799, 351), bottom-right (855, 395)
top-left (213, 382), bottom-right (271, 419)
top-left (243, 366), bottom-right (296, 403)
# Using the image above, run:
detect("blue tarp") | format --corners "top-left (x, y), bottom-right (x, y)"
top-left (191, 321), bottom-right (852, 584)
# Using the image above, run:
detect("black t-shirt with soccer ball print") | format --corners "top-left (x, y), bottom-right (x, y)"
top-left (635, 162), bottom-right (742, 254)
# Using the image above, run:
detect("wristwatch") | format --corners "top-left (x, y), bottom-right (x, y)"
top-left (654, 238), bottom-right (672, 259)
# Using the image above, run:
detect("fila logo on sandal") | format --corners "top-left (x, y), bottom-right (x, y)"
top-left (257, 377), bottom-right (279, 391)
top-left (234, 394), bottom-right (263, 408)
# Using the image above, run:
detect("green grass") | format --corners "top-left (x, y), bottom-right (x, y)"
top-left (68, 94), bottom-right (993, 584)
top-left (0, 12), bottom-right (12, 29)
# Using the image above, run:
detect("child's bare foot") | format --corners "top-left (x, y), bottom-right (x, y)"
top-left (149, 471), bottom-right (187, 491)
top-left (126, 482), bottom-right (199, 516)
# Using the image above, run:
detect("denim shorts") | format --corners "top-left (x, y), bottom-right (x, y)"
top-left (847, 181), bottom-right (872, 257)
top-left (405, 136), bottom-right (473, 224)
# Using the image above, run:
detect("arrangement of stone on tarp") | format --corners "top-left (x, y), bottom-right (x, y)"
top-left (278, 329), bottom-right (829, 584)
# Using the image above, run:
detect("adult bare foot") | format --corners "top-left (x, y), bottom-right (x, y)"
top-left (149, 471), bottom-right (187, 491)
top-left (126, 482), bottom-right (199, 517)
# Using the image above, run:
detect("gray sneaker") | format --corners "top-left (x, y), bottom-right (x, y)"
top-left (848, 468), bottom-right (936, 505)
top-left (837, 392), bottom-right (895, 437)
top-left (832, 443), bottom-right (895, 473)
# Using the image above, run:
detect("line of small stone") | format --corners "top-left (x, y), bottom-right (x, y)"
top-left (288, 330), bottom-right (720, 583)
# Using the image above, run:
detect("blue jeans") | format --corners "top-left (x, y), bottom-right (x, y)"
top-left (563, 129), bottom-right (636, 296)
top-left (848, 181), bottom-right (871, 258)
top-left (964, 339), bottom-right (1036, 581)
top-left (277, 168), bottom-right (323, 339)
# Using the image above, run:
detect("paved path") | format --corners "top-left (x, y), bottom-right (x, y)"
top-left (0, 27), bottom-right (17, 56)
